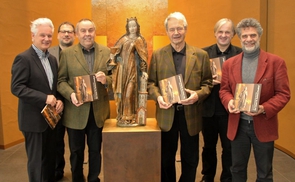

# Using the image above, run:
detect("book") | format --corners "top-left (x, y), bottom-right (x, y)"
top-left (233, 83), bottom-right (262, 112)
top-left (73, 75), bottom-right (99, 104)
top-left (41, 104), bottom-right (61, 129)
top-left (159, 74), bottom-right (187, 104)
top-left (210, 56), bottom-right (226, 82)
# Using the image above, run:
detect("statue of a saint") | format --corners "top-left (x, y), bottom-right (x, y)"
top-left (108, 17), bottom-right (148, 126)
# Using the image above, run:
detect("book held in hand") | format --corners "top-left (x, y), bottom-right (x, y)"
top-left (233, 83), bottom-right (262, 112)
top-left (159, 74), bottom-right (187, 104)
top-left (73, 75), bottom-right (98, 104)
top-left (210, 56), bottom-right (226, 82)
top-left (41, 104), bottom-right (61, 129)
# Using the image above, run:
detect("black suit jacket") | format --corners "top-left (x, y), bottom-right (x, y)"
top-left (202, 44), bottom-right (242, 117)
top-left (11, 46), bottom-right (60, 132)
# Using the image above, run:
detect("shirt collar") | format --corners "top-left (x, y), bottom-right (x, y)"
top-left (216, 44), bottom-right (232, 55)
top-left (32, 44), bottom-right (49, 59)
top-left (80, 43), bottom-right (95, 52)
top-left (171, 45), bottom-right (186, 55)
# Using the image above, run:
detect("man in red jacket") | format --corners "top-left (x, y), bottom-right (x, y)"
top-left (219, 18), bottom-right (290, 181)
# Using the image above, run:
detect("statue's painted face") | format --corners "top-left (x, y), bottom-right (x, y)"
top-left (128, 20), bottom-right (138, 35)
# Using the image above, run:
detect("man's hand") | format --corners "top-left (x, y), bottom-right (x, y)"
top-left (157, 96), bottom-right (172, 109)
top-left (46, 95), bottom-right (57, 106)
top-left (212, 75), bottom-right (220, 85)
top-left (179, 89), bottom-right (198, 105)
top-left (70, 93), bottom-right (83, 107)
top-left (228, 99), bottom-right (240, 114)
top-left (95, 71), bottom-right (106, 84)
top-left (244, 105), bottom-right (265, 116)
top-left (55, 100), bottom-right (64, 114)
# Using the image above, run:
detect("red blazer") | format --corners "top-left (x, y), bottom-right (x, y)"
top-left (219, 49), bottom-right (290, 142)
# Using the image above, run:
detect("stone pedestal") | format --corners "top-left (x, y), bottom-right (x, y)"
top-left (102, 118), bottom-right (161, 182)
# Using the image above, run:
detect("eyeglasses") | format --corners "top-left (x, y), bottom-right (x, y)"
top-left (168, 27), bottom-right (185, 33)
top-left (59, 30), bottom-right (75, 34)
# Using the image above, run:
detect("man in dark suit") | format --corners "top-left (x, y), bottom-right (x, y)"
top-left (11, 17), bottom-right (64, 182)
top-left (219, 18), bottom-right (290, 181)
top-left (57, 19), bottom-right (111, 182)
top-left (148, 12), bottom-right (213, 182)
top-left (200, 18), bottom-right (242, 182)
top-left (48, 21), bottom-right (75, 181)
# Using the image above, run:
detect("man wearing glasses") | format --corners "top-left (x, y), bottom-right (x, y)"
top-left (48, 21), bottom-right (75, 181)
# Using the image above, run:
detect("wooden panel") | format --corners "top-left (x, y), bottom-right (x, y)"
top-left (102, 118), bottom-right (161, 182)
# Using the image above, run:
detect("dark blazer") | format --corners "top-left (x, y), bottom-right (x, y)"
top-left (57, 43), bottom-right (111, 129)
top-left (202, 44), bottom-right (242, 117)
top-left (148, 44), bottom-right (213, 136)
top-left (219, 49), bottom-right (291, 142)
top-left (11, 46), bottom-right (59, 132)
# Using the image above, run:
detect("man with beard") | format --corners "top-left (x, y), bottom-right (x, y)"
top-left (219, 18), bottom-right (290, 181)
top-left (48, 21), bottom-right (75, 181)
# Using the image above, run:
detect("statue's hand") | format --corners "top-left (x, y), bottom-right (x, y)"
top-left (142, 72), bottom-right (148, 80)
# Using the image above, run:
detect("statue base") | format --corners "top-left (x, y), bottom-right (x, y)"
top-left (102, 118), bottom-right (161, 182)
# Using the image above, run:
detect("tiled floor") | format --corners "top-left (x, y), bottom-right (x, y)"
top-left (1, 133), bottom-right (295, 182)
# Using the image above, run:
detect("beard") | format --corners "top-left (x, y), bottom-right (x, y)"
top-left (242, 41), bottom-right (260, 54)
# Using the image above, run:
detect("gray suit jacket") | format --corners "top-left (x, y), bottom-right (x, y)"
top-left (148, 44), bottom-right (213, 136)
top-left (57, 43), bottom-right (111, 129)
top-left (48, 46), bottom-right (60, 63)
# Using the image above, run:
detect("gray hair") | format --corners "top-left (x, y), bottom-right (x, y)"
top-left (164, 12), bottom-right (188, 31)
top-left (76, 18), bottom-right (96, 33)
top-left (30, 18), bottom-right (54, 35)
top-left (214, 18), bottom-right (236, 35)
top-left (236, 18), bottom-right (263, 37)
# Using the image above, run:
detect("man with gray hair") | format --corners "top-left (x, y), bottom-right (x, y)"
top-left (11, 18), bottom-right (64, 181)
top-left (58, 19), bottom-right (111, 182)
top-left (219, 18), bottom-right (290, 181)
top-left (148, 12), bottom-right (212, 182)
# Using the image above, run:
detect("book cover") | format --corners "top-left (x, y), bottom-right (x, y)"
top-left (73, 75), bottom-right (99, 104)
top-left (233, 83), bottom-right (262, 112)
top-left (159, 74), bottom-right (187, 104)
top-left (210, 56), bottom-right (226, 82)
top-left (41, 104), bottom-right (61, 129)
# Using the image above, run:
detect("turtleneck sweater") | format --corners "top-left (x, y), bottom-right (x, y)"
top-left (241, 48), bottom-right (260, 120)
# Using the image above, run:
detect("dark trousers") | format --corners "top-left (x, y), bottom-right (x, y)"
top-left (201, 115), bottom-right (232, 182)
top-left (55, 121), bottom-right (65, 176)
top-left (67, 107), bottom-right (102, 182)
top-left (231, 119), bottom-right (274, 182)
top-left (161, 109), bottom-right (199, 182)
top-left (23, 127), bottom-right (56, 182)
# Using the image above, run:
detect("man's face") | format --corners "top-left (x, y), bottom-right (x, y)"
top-left (240, 27), bottom-right (260, 53)
top-left (215, 22), bottom-right (234, 47)
top-left (166, 18), bottom-right (187, 46)
top-left (31, 24), bottom-right (53, 52)
top-left (58, 24), bottom-right (75, 47)
top-left (76, 20), bottom-right (95, 49)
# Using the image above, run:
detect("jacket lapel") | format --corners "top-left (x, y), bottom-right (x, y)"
top-left (184, 45), bottom-right (196, 85)
top-left (93, 43), bottom-right (103, 73)
top-left (30, 47), bottom-right (51, 89)
top-left (231, 53), bottom-right (243, 83)
top-left (162, 45), bottom-right (176, 76)
top-left (254, 50), bottom-right (267, 83)
top-left (74, 44), bottom-right (90, 74)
